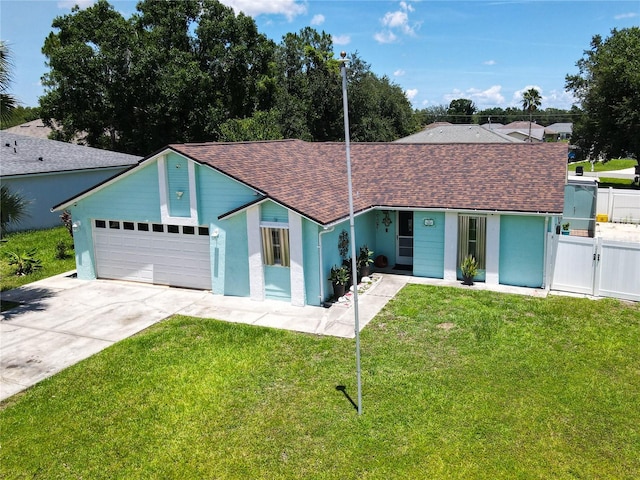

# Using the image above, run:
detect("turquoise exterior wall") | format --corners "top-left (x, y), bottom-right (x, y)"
top-left (499, 215), bottom-right (546, 287)
top-left (375, 210), bottom-right (396, 267)
top-left (265, 266), bottom-right (292, 301)
top-left (261, 202), bottom-right (289, 223)
top-left (302, 219), bottom-right (321, 306)
top-left (166, 153), bottom-right (191, 217)
top-left (413, 211), bottom-right (445, 278)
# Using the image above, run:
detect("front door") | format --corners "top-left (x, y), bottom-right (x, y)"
top-left (397, 211), bottom-right (414, 265)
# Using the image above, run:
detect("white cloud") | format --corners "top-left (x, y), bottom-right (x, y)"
top-left (394, 69), bottom-right (406, 77)
top-left (375, 1), bottom-right (419, 44)
top-left (311, 14), bottom-right (325, 26)
top-left (220, 0), bottom-right (306, 21)
top-left (483, 60), bottom-right (496, 66)
top-left (332, 34), bottom-right (351, 46)
top-left (405, 88), bottom-right (418, 101)
top-left (374, 31), bottom-right (397, 44)
top-left (614, 12), bottom-right (638, 20)
top-left (444, 85), bottom-right (505, 107)
top-left (58, 0), bottom-right (94, 9)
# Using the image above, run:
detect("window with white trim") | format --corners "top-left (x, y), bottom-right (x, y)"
top-left (261, 227), bottom-right (290, 267)
top-left (458, 215), bottom-right (486, 269)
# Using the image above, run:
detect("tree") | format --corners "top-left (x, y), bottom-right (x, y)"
top-left (1, 185), bottom-right (29, 237)
top-left (566, 27), bottom-right (640, 159)
top-left (521, 88), bottom-right (542, 141)
top-left (39, 0), bottom-right (276, 154)
top-left (447, 98), bottom-right (476, 124)
top-left (0, 41), bottom-right (18, 123)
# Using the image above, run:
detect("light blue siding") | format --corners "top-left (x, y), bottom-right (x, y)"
top-left (261, 202), bottom-right (289, 223)
top-left (166, 153), bottom-right (191, 217)
top-left (375, 210), bottom-right (396, 267)
top-left (413, 211), bottom-right (445, 278)
top-left (499, 215), bottom-right (546, 287)
top-left (303, 219), bottom-right (321, 306)
top-left (265, 266), bottom-right (291, 301)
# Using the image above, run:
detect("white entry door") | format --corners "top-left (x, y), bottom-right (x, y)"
top-left (396, 211), bottom-right (414, 265)
top-left (93, 220), bottom-right (212, 290)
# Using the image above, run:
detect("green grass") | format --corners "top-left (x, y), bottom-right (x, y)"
top-left (2, 285), bottom-right (639, 479)
top-left (0, 226), bottom-right (76, 292)
top-left (568, 158), bottom-right (637, 172)
top-left (598, 178), bottom-right (640, 189)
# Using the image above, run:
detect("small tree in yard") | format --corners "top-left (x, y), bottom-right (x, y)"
top-left (1, 185), bottom-right (29, 237)
top-left (60, 210), bottom-right (73, 238)
top-left (6, 249), bottom-right (42, 275)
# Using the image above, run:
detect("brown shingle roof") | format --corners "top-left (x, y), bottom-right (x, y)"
top-left (170, 140), bottom-right (567, 225)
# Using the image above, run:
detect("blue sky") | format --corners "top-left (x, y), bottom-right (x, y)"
top-left (1, 0), bottom-right (639, 109)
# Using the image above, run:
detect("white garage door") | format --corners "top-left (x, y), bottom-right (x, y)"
top-left (93, 220), bottom-right (212, 290)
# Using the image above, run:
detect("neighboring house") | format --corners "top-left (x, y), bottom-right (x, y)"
top-left (395, 124), bottom-right (522, 143)
top-left (493, 121), bottom-right (556, 143)
top-left (53, 140), bottom-right (568, 307)
top-left (1, 132), bottom-right (140, 231)
top-left (547, 123), bottom-right (573, 141)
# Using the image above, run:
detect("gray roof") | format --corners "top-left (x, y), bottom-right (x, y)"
top-left (0, 131), bottom-right (140, 177)
top-left (395, 124), bottom-right (522, 143)
top-left (547, 123), bottom-right (573, 134)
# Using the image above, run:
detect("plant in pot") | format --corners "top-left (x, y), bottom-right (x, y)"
top-left (561, 222), bottom-right (570, 235)
top-left (460, 255), bottom-right (478, 286)
top-left (357, 245), bottom-right (374, 280)
top-left (329, 265), bottom-right (349, 300)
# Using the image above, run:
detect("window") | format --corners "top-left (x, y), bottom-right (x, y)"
top-left (198, 226), bottom-right (209, 236)
top-left (183, 226), bottom-right (195, 235)
top-left (123, 222), bottom-right (134, 230)
top-left (95, 220), bottom-right (106, 228)
top-left (109, 221), bottom-right (120, 229)
top-left (458, 216), bottom-right (486, 269)
top-left (152, 224), bottom-right (164, 233)
top-left (137, 223), bottom-right (149, 231)
top-left (167, 225), bottom-right (179, 234)
top-left (261, 227), bottom-right (290, 267)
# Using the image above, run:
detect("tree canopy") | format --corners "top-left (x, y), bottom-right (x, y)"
top-left (566, 27), bottom-right (640, 159)
top-left (0, 41), bottom-right (18, 123)
top-left (39, 0), bottom-right (416, 154)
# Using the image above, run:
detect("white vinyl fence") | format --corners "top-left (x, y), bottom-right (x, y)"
top-left (597, 187), bottom-right (640, 224)
top-left (552, 235), bottom-right (640, 301)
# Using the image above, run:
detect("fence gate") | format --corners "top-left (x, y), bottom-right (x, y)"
top-left (552, 236), bottom-right (640, 301)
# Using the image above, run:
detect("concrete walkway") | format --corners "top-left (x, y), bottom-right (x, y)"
top-left (0, 272), bottom-right (408, 401)
top-left (1, 271), bottom-right (547, 402)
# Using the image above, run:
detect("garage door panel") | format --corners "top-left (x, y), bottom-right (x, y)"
top-left (94, 221), bottom-right (212, 290)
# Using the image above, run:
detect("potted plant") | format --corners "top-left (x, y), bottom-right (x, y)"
top-left (460, 255), bottom-right (478, 286)
top-left (357, 245), bottom-right (374, 279)
top-left (329, 265), bottom-right (349, 299)
top-left (561, 222), bottom-right (570, 235)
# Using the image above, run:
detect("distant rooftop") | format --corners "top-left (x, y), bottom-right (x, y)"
top-left (1, 131), bottom-right (140, 177)
top-left (395, 124), bottom-right (522, 143)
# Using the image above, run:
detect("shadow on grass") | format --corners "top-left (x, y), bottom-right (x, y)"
top-left (0, 287), bottom-right (54, 321)
top-left (336, 385), bottom-right (358, 412)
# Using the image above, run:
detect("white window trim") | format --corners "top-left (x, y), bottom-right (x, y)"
top-left (157, 156), bottom-right (199, 226)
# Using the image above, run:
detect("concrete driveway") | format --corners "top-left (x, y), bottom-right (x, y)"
top-left (0, 271), bottom-right (408, 401)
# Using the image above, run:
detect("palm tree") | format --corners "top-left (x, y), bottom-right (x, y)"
top-left (0, 41), bottom-right (18, 123)
top-left (522, 88), bottom-right (542, 142)
top-left (1, 185), bottom-right (30, 237)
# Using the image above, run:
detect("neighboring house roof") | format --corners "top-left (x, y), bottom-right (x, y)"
top-left (3, 119), bottom-right (86, 143)
top-left (0, 131), bottom-right (140, 177)
top-left (55, 140), bottom-right (568, 225)
top-left (395, 124), bottom-right (522, 143)
top-left (547, 123), bottom-right (573, 134)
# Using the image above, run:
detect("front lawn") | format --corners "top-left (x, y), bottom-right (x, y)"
top-left (1, 286), bottom-right (639, 479)
top-left (0, 226), bottom-right (76, 292)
